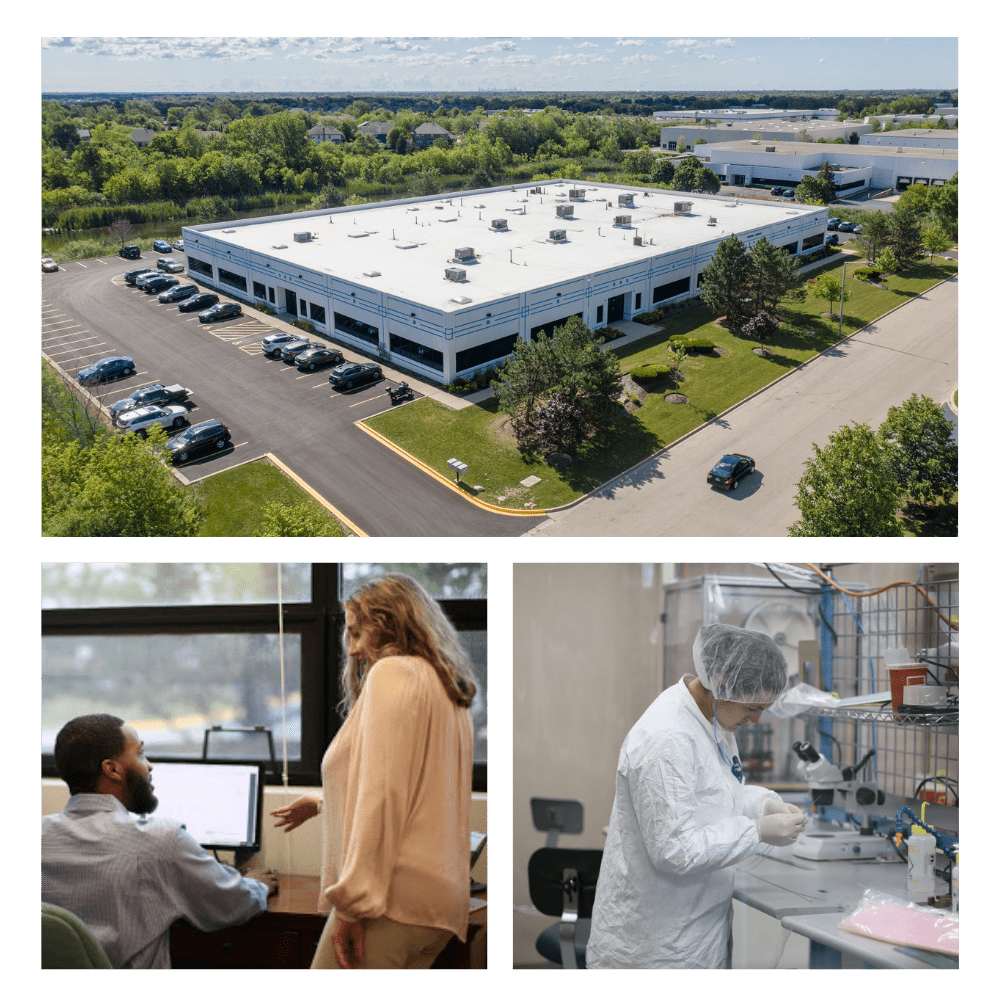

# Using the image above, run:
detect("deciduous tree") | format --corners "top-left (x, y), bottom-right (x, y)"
top-left (789, 422), bottom-right (903, 536)
top-left (878, 394), bottom-right (957, 505)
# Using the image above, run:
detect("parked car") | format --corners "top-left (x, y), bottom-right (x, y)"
top-left (124, 267), bottom-right (158, 285)
top-left (260, 331), bottom-right (303, 357)
top-left (328, 362), bottom-right (384, 390)
top-left (825, 234), bottom-right (839, 247)
top-left (115, 404), bottom-right (189, 436)
top-left (42, 257), bottom-right (58, 272)
top-left (199, 302), bottom-right (242, 323)
top-left (142, 275), bottom-right (179, 294)
top-left (77, 355), bottom-right (135, 385)
top-left (838, 222), bottom-right (854, 232)
top-left (178, 292), bottom-right (219, 312)
top-left (172, 239), bottom-right (185, 251)
top-left (109, 383), bottom-right (192, 419)
top-left (295, 345), bottom-right (345, 371)
top-left (152, 240), bottom-right (173, 253)
top-left (782, 188), bottom-right (795, 198)
top-left (707, 453), bottom-right (755, 491)
top-left (161, 260), bottom-right (185, 273)
top-left (827, 218), bottom-right (840, 230)
top-left (136, 271), bottom-right (167, 290)
top-left (279, 339), bottom-right (320, 361)
top-left (771, 187), bottom-right (784, 196)
top-left (167, 419), bottom-right (231, 462)
top-left (158, 283), bottom-right (199, 303)
top-left (119, 244), bottom-right (141, 260)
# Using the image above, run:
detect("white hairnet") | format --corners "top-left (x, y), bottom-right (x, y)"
top-left (692, 624), bottom-right (789, 703)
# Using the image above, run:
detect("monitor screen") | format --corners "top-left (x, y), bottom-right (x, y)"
top-left (147, 760), bottom-right (263, 852)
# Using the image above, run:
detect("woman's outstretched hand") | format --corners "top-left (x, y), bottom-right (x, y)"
top-left (270, 793), bottom-right (321, 833)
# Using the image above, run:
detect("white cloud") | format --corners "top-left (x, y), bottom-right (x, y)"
top-left (575, 41), bottom-right (598, 48)
top-left (467, 40), bottom-right (518, 54)
top-left (713, 38), bottom-right (736, 47)
top-left (818, 58), bottom-right (827, 64)
top-left (615, 38), bottom-right (649, 46)
top-left (666, 38), bottom-right (704, 50)
top-left (623, 53), bottom-right (662, 65)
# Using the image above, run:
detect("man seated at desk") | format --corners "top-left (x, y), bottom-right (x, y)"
top-left (42, 714), bottom-right (278, 968)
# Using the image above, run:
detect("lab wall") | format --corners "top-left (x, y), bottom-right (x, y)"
top-left (41, 780), bottom-right (488, 885)
top-left (513, 563), bottom-right (664, 967)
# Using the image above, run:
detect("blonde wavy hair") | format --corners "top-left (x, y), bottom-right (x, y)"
top-left (339, 573), bottom-right (478, 716)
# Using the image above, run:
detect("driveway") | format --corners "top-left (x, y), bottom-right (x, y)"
top-left (525, 275), bottom-right (958, 537)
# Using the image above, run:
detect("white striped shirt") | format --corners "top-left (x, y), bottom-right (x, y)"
top-left (42, 794), bottom-right (268, 968)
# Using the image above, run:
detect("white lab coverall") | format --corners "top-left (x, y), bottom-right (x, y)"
top-left (586, 675), bottom-right (781, 968)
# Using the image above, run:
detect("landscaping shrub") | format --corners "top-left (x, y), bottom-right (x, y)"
top-left (630, 364), bottom-right (672, 382)
top-left (854, 267), bottom-right (882, 283)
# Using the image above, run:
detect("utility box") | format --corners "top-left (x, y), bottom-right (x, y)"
top-left (569, 188), bottom-right (586, 200)
top-left (618, 193), bottom-right (636, 207)
top-left (556, 205), bottom-right (574, 219)
top-left (614, 214), bottom-right (632, 227)
top-left (673, 201), bottom-right (694, 214)
top-left (491, 219), bottom-right (509, 231)
top-left (444, 267), bottom-right (467, 282)
top-left (292, 232), bottom-right (312, 242)
top-left (455, 247), bottom-right (475, 260)
top-left (548, 229), bottom-right (567, 242)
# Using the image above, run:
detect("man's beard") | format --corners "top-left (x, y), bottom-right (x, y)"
top-left (124, 768), bottom-right (158, 815)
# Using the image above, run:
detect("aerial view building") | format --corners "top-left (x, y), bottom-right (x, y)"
top-left (181, 181), bottom-right (827, 384)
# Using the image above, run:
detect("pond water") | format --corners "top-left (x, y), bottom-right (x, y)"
top-left (42, 202), bottom-right (308, 253)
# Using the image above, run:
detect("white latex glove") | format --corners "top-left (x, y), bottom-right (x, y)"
top-left (763, 798), bottom-right (803, 816)
top-left (755, 811), bottom-right (809, 846)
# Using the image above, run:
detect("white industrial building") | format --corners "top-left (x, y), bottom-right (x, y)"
top-left (703, 140), bottom-right (958, 196)
top-left (859, 128), bottom-right (957, 150)
top-left (180, 181), bottom-right (827, 384)
top-left (654, 108), bottom-right (840, 122)
top-left (661, 120), bottom-right (872, 149)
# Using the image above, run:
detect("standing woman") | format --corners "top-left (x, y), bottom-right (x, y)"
top-left (271, 574), bottom-right (477, 968)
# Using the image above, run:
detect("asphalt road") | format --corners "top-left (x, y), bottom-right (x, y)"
top-left (41, 254), bottom-right (544, 537)
top-left (526, 275), bottom-right (958, 537)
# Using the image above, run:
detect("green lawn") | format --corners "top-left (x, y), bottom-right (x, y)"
top-left (195, 459), bottom-right (351, 536)
top-left (365, 258), bottom-right (957, 511)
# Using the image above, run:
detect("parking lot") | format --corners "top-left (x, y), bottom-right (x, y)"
top-left (42, 253), bottom-right (543, 536)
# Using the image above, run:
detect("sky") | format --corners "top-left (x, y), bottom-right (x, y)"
top-left (40, 36), bottom-right (958, 95)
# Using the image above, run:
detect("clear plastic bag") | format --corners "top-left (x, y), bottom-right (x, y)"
top-left (838, 888), bottom-right (958, 956)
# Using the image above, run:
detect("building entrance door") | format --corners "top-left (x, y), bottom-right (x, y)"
top-left (285, 289), bottom-right (297, 315)
top-left (608, 293), bottom-right (625, 324)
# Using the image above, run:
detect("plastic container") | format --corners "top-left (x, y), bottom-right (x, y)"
top-left (888, 664), bottom-right (927, 716)
top-left (906, 810), bottom-right (936, 900)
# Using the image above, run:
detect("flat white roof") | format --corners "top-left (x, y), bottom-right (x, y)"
top-left (192, 182), bottom-right (823, 313)
top-left (711, 139), bottom-right (959, 161)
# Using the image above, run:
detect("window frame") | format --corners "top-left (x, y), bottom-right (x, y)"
top-left (41, 564), bottom-right (486, 791)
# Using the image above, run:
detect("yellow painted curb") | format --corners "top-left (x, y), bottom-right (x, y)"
top-left (355, 420), bottom-right (547, 517)
top-left (262, 453), bottom-right (368, 536)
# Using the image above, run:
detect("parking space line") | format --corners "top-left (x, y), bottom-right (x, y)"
top-left (42, 335), bottom-right (95, 347)
top-left (61, 350), bottom-right (117, 367)
top-left (46, 344), bottom-right (103, 359)
top-left (42, 322), bottom-right (82, 332)
top-left (75, 261), bottom-right (88, 268)
top-left (348, 393), bottom-right (387, 408)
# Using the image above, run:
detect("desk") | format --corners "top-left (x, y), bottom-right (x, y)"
top-left (170, 875), bottom-right (487, 968)
top-left (734, 854), bottom-right (951, 968)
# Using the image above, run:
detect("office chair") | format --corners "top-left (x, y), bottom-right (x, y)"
top-left (42, 903), bottom-right (112, 968)
top-left (527, 847), bottom-right (603, 969)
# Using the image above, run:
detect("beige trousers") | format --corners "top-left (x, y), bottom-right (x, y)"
top-left (311, 912), bottom-right (454, 969)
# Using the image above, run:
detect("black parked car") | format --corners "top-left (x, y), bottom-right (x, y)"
top-left (167, 419), bottom-right (231, 463)
top-left (77, 355), bottom-right (135, 385)
top-left (136, 271), bottom-right (167, 290)
top-left (119, 244), bottom-right (141, 260)
top-left (198, 302), bottom-right (242, 323)
top-left (827, 218), bottom-right (840, 230)
top-left (124, 267), bottom-right (158, 285)
top-left (707, 453), bottom-right (755, 491)
top-left (142, 275), bottom-right (179, 294)
top-left (295, 345), bottom-right (345, 371)
top-left (328, 362), bottom-right (384, 390)
top-left (158, 283), bottom-right (199, 303)
top-left (178, 292), bottom-right (219, 312)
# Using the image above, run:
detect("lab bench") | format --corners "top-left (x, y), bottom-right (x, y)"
top-left (733, 853), bottom-right (954, 968)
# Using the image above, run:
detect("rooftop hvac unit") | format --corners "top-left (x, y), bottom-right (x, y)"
top-left (633, 236), bottom-right (643, 246)
top-left (614, 214), bottom-right (632, 226)
top-left (445, 267), bottom-right (467, 282)
top-left (530, 186), bottom-right (543, 194)
top-left (708, 217), bottom-right (717, 226)
top-left (293, 232), bottom-right (312, 242)
top-left (618, 194), bottom-right (636, 207)
top-left (673, 201), bottom-right (694, 214)
top-left (569, 188), bottom-right (586, 200)
top-left (765, 146), bottom-right (776, 152)
top-left (556, 205), bottom-right (574, 218)
top-left (491, 219), bottom-right (509, 231)
top-left (454, 247), bottom-right (475, 260)
top-left (548, 229), bottom-right (567, 241)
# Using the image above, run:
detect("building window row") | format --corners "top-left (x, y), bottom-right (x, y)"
top-left (334, 311), bottom-right (379, 346)
top-left (218, 268), bottom-right (248, 293)
top-left (390, 333), bottom-right (444, 372)
top-left (653, 276), bottom-right (691, 304)
top-left (456, 333), bottom-right (520, 373)
top-left (187, 256), bottom-right (213, 278)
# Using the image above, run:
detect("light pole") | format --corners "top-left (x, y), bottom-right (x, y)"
top-left (839, 261), bottom-right (847, 338)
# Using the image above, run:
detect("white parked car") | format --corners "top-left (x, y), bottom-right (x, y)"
top-left (115, 404), bottom-right (189, 437)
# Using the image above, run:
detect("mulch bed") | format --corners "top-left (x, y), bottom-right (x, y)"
top-left (752, 347), bottom-right (774, 358)
top-left (664, 393), bottom-right (689, 404)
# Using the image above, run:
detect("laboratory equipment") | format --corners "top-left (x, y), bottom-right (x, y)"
top-left (906, 808), bottom-right (936, 899)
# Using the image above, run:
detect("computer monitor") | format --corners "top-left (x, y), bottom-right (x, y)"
top-left (147, 760), bottom-right (264, 859)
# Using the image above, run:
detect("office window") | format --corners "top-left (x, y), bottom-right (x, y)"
top-left (309, 302), bottom-right (326, 325)
top-left (253, 281), bottom-right (266, 300)
top-left (42, 564), bottom-right (487, 790)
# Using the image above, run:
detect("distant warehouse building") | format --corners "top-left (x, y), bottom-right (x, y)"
top-left (703, 140), bottom-right (958, 196)
top-left (660, 120), bottom-right (873, 149)
top-left (859, 128), bottom-right (957, 150)
top-left (180, 181), bottom-right (827, 384)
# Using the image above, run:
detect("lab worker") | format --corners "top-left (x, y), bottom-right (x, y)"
top-left (587, 624), bottom-right (808, 969)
